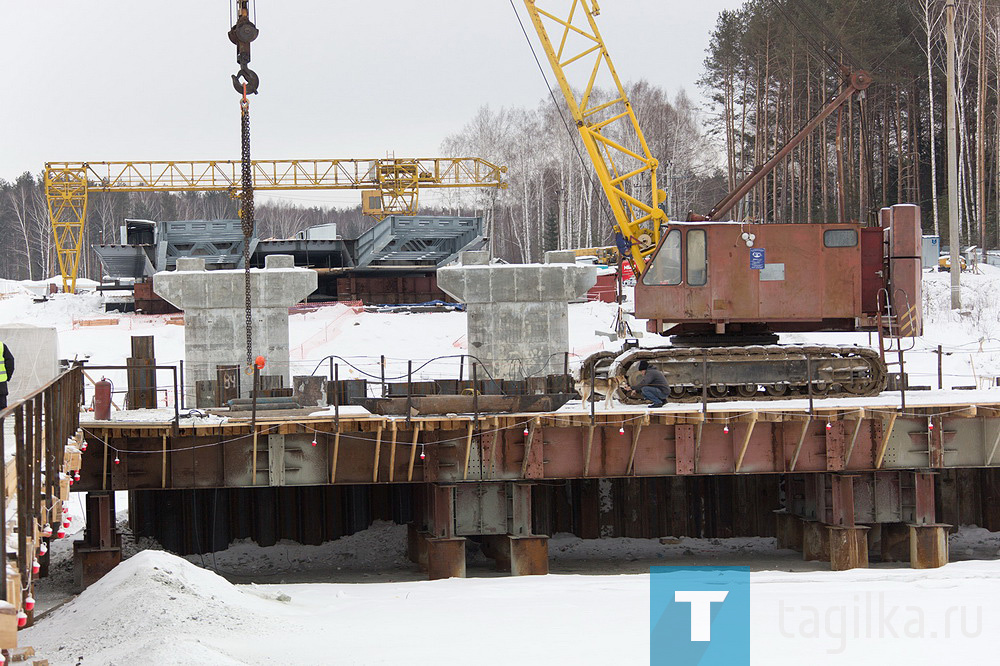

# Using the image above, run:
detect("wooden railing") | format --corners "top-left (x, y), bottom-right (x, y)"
top-left (0, 366), bottom-right (84, 651)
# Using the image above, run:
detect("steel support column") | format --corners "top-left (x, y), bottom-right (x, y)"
top-left (909, 471), bottom-right (950, 568)
top-left (426, 484), bottom-right (465, 579)
top-left (507, 483), bottom-right (548, 575)
top-left (801, 520), bottom-right (830, 562)
top-left (774, 511), bottom-right (803, 552)
top-left (72, 492), bottom-right (122, 591)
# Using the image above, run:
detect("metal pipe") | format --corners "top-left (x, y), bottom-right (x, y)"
top-left (806, 355), bottom-right (814, 414)
top-left (172, 366), bottom-right (180, 435)
top-left (946, 0), bottom-right (961, 309)
top-left (406, 360), bottom-right (413, 423)
top-left (472, 363), bottom-right (479, 417)
top-left (590, 364), bottom-right (596, 425)
top-left (937, 345), bottom-right (943, 390)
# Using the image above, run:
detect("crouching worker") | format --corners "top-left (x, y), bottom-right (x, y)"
top-left (627, 360), bottom-right (669, 408)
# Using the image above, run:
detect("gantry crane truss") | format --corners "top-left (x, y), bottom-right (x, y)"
top-left (523, 0), bottom-right (666, 274)
top-left (45, 157), bottom-right (507, 292)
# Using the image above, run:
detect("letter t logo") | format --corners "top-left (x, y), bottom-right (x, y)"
top-left (674, 591), bottom-right (729, 641)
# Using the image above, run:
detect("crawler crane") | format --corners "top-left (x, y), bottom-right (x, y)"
top-left (522, 0), bottom-right (920, 401)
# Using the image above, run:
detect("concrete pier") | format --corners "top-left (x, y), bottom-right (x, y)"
top-left (437, 250), bottom-right (596, 380)
top-left (153, 255), bottom-right (316, 401)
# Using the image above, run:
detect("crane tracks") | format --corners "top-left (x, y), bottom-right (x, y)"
top-left (582, 345), bottom-right (887, 404)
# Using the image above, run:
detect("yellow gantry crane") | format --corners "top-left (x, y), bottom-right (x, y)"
top-left (522, 0), bottom-right (666, 274)
top-left (45, 157), bottom-right (507, 292)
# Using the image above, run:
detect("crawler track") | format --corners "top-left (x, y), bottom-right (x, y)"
top-left (582, 345), bottom-right (887, 403)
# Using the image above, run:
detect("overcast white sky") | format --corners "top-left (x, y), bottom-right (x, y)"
top-left (0, 1), bottom-right (743, 206)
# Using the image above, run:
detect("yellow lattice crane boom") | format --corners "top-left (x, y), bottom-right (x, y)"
top-left (45, 157), bottom-right (507, 292)
top-left (522, 0), bottom-right (666, 274)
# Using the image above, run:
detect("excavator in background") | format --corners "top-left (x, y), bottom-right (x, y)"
top-left (522, 0), bottom-right (921, 401)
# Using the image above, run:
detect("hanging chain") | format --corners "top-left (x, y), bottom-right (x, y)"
top-left (240, 93), bottom-right (254, 371)
top-left (230, 0), bottom-right (259, 373)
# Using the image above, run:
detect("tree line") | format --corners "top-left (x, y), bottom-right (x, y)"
top-left (701, 0), bottom-right (998, 247)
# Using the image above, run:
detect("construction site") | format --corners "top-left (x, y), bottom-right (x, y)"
top-left (2, 1), bottom-right (1000, 664)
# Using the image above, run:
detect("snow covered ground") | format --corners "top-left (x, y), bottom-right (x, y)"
top-left (21, 542), bottom-right (1000, 665)
top-left (6, 267), bottom-right (1000, 663)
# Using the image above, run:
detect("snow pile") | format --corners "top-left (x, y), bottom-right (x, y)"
top-left (23, 550), bottom-right (286, 666)
top-left (950, 525), bottom-right (1000, 560)
top-left (189, 521), bottom-right (410, 575)
top-left (0, 291), bottom-right (105, 329)
top-left (549, 533), bottom-right (782, 562)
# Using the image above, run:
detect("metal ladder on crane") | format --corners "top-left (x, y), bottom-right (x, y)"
top-left (877, 287), bottom-right (918, 408)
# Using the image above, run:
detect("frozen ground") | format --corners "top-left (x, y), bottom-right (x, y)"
top-left (5, 268), bottom-right (1000, 663)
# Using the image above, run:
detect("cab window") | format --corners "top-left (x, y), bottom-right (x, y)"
top-left (824, 229), bottom-right (858, 247)
top-left (687, 229), bottom-right (707, 286)
top-left (642, 229), bottom-right (681, 286)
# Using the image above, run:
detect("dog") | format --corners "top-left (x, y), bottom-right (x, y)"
top-left (575, 372), bottom-right (624, 410)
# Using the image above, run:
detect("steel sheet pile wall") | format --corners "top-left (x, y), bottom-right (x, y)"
top-left (127, 476), bottom-right (781, 555)
top-left (130, 485), bottom-right (415, 556)
top-left (533, 476), bottom-right (781, 540)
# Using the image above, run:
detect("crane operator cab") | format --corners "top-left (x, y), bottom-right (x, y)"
top-left (634, 204), bottom-right (923, 346)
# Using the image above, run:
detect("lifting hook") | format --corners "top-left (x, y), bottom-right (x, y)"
top-left (229, 1), bottom-right (259, 95)
top-left (232, 65), bottom-right (260, 96)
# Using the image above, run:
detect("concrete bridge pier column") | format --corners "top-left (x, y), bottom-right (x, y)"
top-left (153, 255), bottom-right (317, 404)
top-left (437, 251), bottom-right (596, 380)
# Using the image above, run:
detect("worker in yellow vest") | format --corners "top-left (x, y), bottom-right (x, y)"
top-left (0, 341), bottom-right (14, 410)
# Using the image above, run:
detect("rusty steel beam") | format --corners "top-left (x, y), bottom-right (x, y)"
top-left (75, 406), bottom-right (1000, 490)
